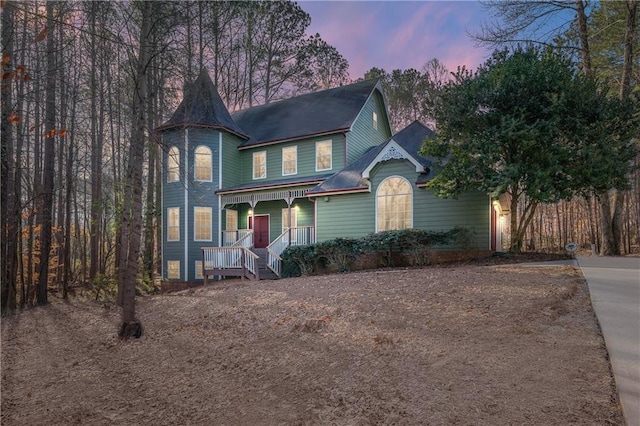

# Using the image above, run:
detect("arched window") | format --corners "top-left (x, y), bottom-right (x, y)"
top-left (376, 176), bottom-right (412, 232)
top-left (194, 146), bottom-right (212, 181)
top-left (167, 146), bottom-right (179, 182)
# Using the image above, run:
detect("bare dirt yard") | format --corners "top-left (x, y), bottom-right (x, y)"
top-left (2, 261), bottom-right (623, 425)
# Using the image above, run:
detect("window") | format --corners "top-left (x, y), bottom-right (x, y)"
top-left (373, 112), bottom-right (378, 130)
top-left (195, 261), bottom-right (203, 279)
top-left (316, 140), bottom-right (332, 171)
top-left (167, 146), bottom-right (180, 182)
top-left (167, 260), bottom-right (180, 279)
top-left (167, 207), bottom-right (180, 241)
top-left (282, 146), bottom-right (297, 176)
top-left (226, 209), bottom-right (238, 231)
top-left (253, 151), bottom-right (266, 179)
top-left (282, 207), bottom-right (298, 242)
top-left (194, 207), bottom-right (212, 241)
top-left (376, 176), bottom-right (412, 232)
top-left (194, 146), bottom-right (212, 181)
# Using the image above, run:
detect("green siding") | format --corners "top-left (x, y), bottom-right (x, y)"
top-left (316, 192), bottom-right (375, 241)
top-left (239, 134), bottom-right (346, 183)
top-left (220, 133), bottom-right (244, 188)
top-left (316, 158), bottom-right (491, 249)
top-left (346, 90), bottom-right (392, 164)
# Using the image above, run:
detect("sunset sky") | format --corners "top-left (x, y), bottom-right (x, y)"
top-left (300, 0), bottom-right (494, 79)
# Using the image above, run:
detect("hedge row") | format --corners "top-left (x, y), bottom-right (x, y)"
top-left (281, 227), bottom-right (475, 277)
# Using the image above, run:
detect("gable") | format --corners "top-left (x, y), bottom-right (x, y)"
top-left (308, 120), bottom-right (436, 196)
top-left (362, 140), bottom-right (425, 178)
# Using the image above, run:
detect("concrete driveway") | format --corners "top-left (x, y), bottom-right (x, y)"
top-left (578, 256), bottom-right (640, 426)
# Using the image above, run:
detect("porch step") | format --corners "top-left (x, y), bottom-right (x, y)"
top-left (251, 248), bottom-right (279, 280)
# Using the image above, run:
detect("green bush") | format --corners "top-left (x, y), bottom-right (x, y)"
top-left (281, 227), bottom-right (475, 276)
top-left (315, 238), bottom-right (362, 272)
top-left (281, 245), bottom-right (317, 277)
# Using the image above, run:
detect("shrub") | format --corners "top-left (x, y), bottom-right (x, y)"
top-left (281, 245), bottom-right (317, 277)
top-left (315, 238), bottom-right (362, 272)
top-left (280, 227), bottom-right (475, 276)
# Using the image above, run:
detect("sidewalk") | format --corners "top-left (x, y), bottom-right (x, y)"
top-left (577, 256), bottom-right (640, 426)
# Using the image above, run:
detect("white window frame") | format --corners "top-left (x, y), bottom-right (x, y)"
top-left (167, 260), bottom-right (180, 279)
top-left (195, 261), bottom-right (204, 279)
top-left (225, 209), bottom-right (238, 231)
top-left (373, 111), bottom-right (378, 130)
top-left (253, 151), bottom-right (266, 180)
top-left (375, 176), bottom-right (413, 232)
top-left (167, 207), bottom-right (180, 241)
top-left (315, 140), bottom-right (332, 172)
top-left (282, 207), bottom-right (298, 243)
top-left (282, 146), bottom-right (297, 176)
top-left (194, 145), bottom-right (212, 182)
top-left (194, 206), bottom-right (212, 241)
top-left (167, 146), bottom-right (180, 182)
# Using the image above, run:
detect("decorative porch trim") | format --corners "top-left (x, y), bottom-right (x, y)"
top-left (220, 188), bottom-right (311, 208)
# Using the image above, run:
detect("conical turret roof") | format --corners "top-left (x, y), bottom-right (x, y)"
top-left (157, 69), bottom-right (248, 139)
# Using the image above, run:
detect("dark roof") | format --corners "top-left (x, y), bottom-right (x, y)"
top-left (156, 69), bottom-right (248, 138)
top-left (307, 120), bottom-right (436, 195)
top-left (232, 79), bottom-right (382, 149)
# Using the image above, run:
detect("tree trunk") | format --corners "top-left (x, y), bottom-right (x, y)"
top-left (1, 0), bottom-right (17, 314)
top-left (118, 0), bottom-right (153, 338)
top-left (37, 1), bottom-right (57, 306)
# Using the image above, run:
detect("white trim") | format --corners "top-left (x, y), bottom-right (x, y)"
top-left (362, 140), bottom-right (425, 179)
top-left (195, 261), bottom-right (204, 279)
top-left (375, 175), bottom-right (413, 232)
top-left (282, 145), bottom-right (297, 176)
top-left (184, 128), bottom-right (189, 280)
top-left (315, 140), bottom-right (332, 172)
top-left (167, 260), bottom-right (180, 280)
top-left (167, 207), bottom-right (180, 241)
top-left (193, 206), bottom-right (213, 241)
top-left (167, 146), bottom-right (180, 183)
top-left (218, 133), bottom-right (223, 247)
top-left (161, 136), bottom-right (164, 279)
top-left (253, 151), bottom-right (267, 180)
top-left (193, 145), bottom-right (213, 182)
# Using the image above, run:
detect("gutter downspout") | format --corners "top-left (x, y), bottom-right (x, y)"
top-left (218, 132), bottom-right (223, 248)
top-left (184, 128), bottom-right (189, 280)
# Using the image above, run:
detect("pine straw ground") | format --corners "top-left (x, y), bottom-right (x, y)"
top-left (1, 261), bottom-right (623, 425)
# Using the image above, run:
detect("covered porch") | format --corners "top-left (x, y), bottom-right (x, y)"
top-left (203, 187), bottom-right (317, 280)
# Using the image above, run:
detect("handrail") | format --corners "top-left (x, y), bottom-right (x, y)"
top-left (222, 229), bottom-right (253, 247)
top-left (202, 246), bottom-right (258, 282)
top-left (231, 229), bottom-right (253, 249)
top-left (266, 226), bottom-right (316, 277)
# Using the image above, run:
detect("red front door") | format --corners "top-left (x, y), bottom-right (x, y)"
top-left (249, 215), bottom-right (270, 248)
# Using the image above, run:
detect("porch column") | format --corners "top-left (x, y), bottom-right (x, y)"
top-left (286, 194), bottom-right (294, 246)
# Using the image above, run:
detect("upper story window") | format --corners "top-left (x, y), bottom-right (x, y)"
top-left (316, 140), bottom-right (332, 171)
top-left (194, 146), bottom-right (212, 182)
top-left (376, 176), bottom-right (412, 232)
top-left (194, 206), bottom-right (212, 241)
top-left (167, 146), bottom-right (180, 182)
top-left (167, 207), bottom-right (180, 241)
top-left (373, 112), bottom-right (378, 130)
top-left (253, 151), bottom-right (266, 179)
top-left (282, 146), bottom-right (297, 176)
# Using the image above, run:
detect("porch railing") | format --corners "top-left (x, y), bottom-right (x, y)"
top-left (266, 226), bottom-right (315, 277)
top-left (222, 229), bottom-right (253, 247)
top-left (202, 247), bottom-right (259, 282)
